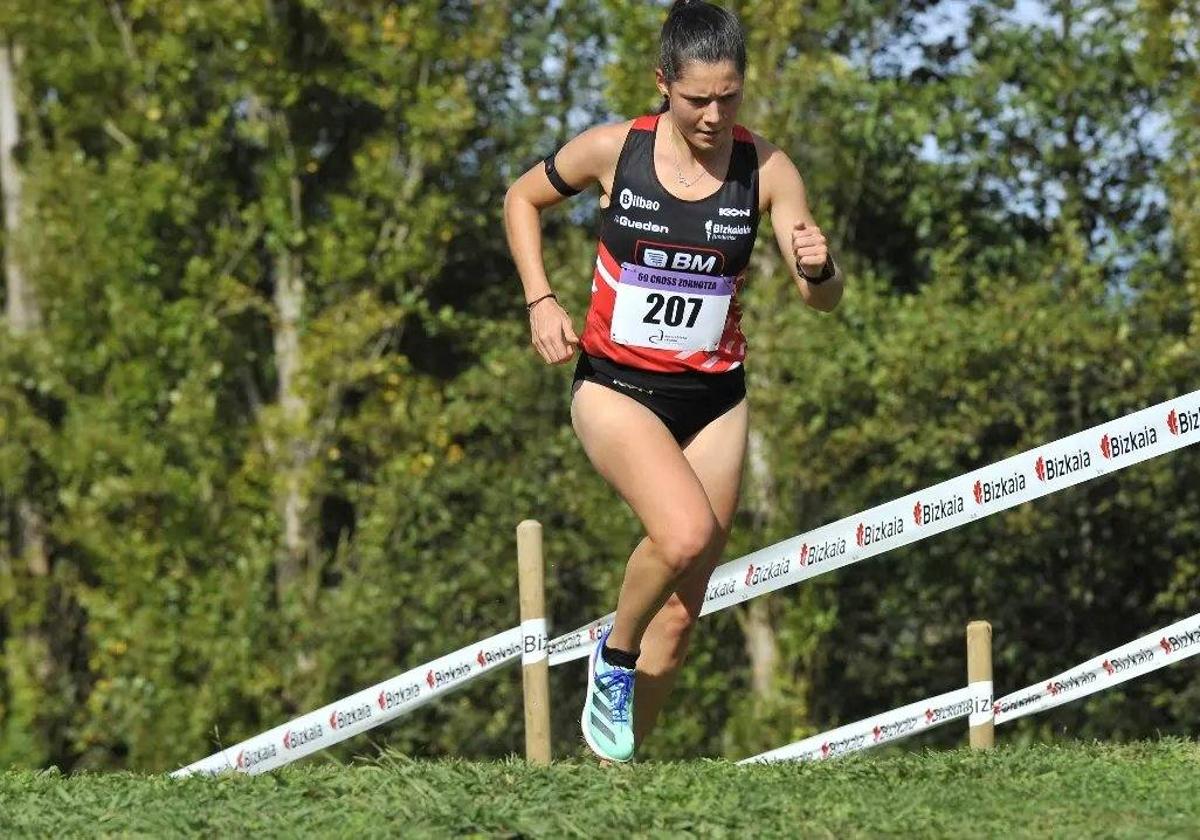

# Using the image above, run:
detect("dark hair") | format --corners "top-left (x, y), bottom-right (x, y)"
top-left (659, 0), bottom-right (747, 84)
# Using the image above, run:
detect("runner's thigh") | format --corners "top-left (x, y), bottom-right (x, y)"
top-left (682, 399), bottom-right (749, 532)
top-left (570, 382), bottom-right (716, 542)
top-left (673, 399), bottom-right (750, 607)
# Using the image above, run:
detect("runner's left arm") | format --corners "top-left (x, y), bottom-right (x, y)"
top-left (757, 139), bottom-right (844, 312)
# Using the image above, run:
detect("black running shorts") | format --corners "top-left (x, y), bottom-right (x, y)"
top-left (571, 353), bottom-right (746, 444)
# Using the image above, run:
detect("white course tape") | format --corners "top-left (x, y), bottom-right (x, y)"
top-left (969, 680), bottom-right (994, 727)
top-left (994, 610), bottom-right (1200, 726)
top-left (740, 684), bottom-right (987, 765)
top-left (550, 389), bottom-right (1200, 665)
top-left (521, 618), bottom-right (548, 665)
top-left (172, 626), bottom-right (524, 777)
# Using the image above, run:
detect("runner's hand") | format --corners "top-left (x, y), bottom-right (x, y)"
top-left (792, 221), bottom-right (829, 278)
top-left (529, 299), bottom-right (579, 365)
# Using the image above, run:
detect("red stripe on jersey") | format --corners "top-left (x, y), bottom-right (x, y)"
top-left (631, 115), bottom-right (658, 132)
top-left (597, 241), bottom-right (620, 277)
top-left (732, 125), bottom-right (753, 143)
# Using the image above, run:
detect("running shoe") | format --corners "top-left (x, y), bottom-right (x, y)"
top-left (581, 629), bottom-right (636, 763)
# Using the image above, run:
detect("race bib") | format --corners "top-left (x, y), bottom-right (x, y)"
top-left (610, 262), bottom-right (733, 352)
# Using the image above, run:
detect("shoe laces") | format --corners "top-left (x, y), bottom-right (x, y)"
top-left (597, 668), bottom-right (634, 724)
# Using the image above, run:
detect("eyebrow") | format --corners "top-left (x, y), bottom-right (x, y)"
top-left (683, 92), bottom-right (740, 102)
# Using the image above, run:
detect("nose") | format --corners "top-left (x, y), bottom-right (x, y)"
top-left (703, 100), bottom-right (721, 124)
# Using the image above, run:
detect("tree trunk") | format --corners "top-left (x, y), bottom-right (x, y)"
top-left (271, 136), bottom-right (311, 605)
top-left (2, 39), bottom-right (58, 765)
top-left (2, 42), bottom-right (48, 581)
top-left (261, 105), bottom-right (312, 614)
top-left (739, 427), bottom-right (780, 700)
top-left (1, 42), bottom-right (40, 335)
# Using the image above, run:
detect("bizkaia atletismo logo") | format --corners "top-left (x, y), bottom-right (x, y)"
top-left (704, 219), bottom-right (752, 242)
top-left (1099, 425), bottom-right (1158, 461)
top-left (1102, 647), bottom-right (1157, 676)
top-left (973, 472), bottom-right (1026, 506)
top-left (924, 698), bottom-right (973, 725)
top-left (1160, 627), bottom-right (1200, 654)
top-left (704, 575), bottom-right (738, 603)
top-left (476, 638), bottom-right (523, 669)
top-left (378, 682), bottom-right (421, 712)
top-left (282, 722), bottom-right (325, 751)
top-left (619, 188), bottom-right (661, 213)
top-left (1045, 672), bottom-right (1096, 696)
top-left (425, 661), bottom-right (471, 690)
top-left (235, 742), bottom-right (278, 771)
top-left (1167, 406), bottom-right (1200, 437)
top-left (856, 514), bottom-right (904, 548)
top-left (1034, 449), bottom-right (1092, 483)
top-left (744, 557), bottom-right (790, 588)
top-left (872, 716), bottom-right (920, 743)
top-left (799, 536), bottom-right (848, 568)
top-left (912, 493), bottom-right (965, 527)
top-left (329, 703), bottom-right (373, 731)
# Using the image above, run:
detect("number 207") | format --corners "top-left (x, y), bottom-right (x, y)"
top-left (643, 294), bottom-right (702, 328)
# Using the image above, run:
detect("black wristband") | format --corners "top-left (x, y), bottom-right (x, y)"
top-left (526, 292), bottom-right (557, 312)
top-left (543, 154), bottom-right (582, 197)
top-left (798, 256), bottom-right (837, 285)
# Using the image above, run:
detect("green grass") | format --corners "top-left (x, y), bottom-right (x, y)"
top-left (3, 741), bottom-right (1199, 838)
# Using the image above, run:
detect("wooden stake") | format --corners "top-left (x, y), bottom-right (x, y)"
top-left (966, 620), bottom-right (994, 749)
top-left (517, 520), bottom-right (551, 764)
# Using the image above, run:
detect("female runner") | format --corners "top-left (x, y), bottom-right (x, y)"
top-left (503, 0), bottom-right (844, 762)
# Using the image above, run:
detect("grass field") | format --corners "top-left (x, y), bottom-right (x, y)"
top-left (3, 741), bottom-right (1198, 838)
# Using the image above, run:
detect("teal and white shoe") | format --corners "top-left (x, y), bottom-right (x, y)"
top-left (581, 630), bottom-right (636, 763)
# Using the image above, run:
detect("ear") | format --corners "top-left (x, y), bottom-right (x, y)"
top-left (655, 67), bottom-right (669, 99)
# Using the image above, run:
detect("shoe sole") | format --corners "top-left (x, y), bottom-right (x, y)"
top-left (580, 638), bottom-right (632, 764)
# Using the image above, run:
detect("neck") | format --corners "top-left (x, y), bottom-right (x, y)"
top-left (666, 113), bottom-right (730, 165)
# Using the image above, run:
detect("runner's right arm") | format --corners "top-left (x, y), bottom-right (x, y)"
top-left (504, 124), bottom-right (627, 365)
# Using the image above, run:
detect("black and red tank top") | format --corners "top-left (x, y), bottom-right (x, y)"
top-left (581, 113), bottom-right (760, 374)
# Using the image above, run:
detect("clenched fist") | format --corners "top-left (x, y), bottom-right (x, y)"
top-left (529, 296), bottom-right (579, 365)
top-left (792, 221), bottom-right (829, 279)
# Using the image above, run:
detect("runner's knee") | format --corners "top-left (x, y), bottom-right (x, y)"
top-left (654, 519), bottom-right (718, 578)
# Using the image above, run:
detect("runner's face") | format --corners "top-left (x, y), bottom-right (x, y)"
top-left (657, 60), bottom-right (743, 150)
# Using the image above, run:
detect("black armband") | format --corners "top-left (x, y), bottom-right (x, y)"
top-left (543, 153), bottom-right (582, 197)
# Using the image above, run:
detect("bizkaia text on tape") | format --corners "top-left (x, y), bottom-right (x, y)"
top-left (740, 684), bottom-right (989, 765)
top-left (550, 389), bottom-right (1200, 665)
top-left (521, 618), bottom-right (548, 665)
top-left (968, 681), bottom-right (994, 728)
top-left (172, 626), bottom-right (523, 777)
top-left (995, 610), bottom-right (1200, 726)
